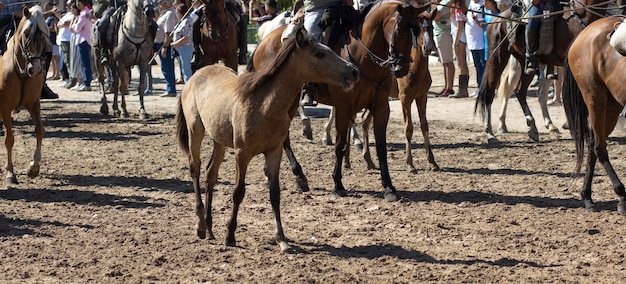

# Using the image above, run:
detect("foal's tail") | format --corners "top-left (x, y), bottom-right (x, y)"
top-left (562, 61), bottom-right (589, 175)
top-left (175, 98), bottom-right (190, 156)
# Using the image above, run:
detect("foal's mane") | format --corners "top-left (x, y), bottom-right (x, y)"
top-left (236, 36), bottom-right (299, 96)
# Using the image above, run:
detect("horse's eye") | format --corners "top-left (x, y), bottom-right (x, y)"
top-left (314, 51), bottom-right (325, 58)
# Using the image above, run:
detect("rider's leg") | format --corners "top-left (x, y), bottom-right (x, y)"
top-left (525, 5), bottom-right (541, 75)
top-left (300, 8), bottom-right (326, 106)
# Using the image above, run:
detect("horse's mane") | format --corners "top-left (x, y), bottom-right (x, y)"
top-left (236, 36), bottom-right (298, 96)
top-left (24, 6), bottom-right (49, 38)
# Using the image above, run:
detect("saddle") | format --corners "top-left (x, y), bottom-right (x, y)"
top-left (609, 17), bottom-right (626, 56)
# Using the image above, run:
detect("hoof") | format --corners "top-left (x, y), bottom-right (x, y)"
top-left (384, 190), bottom-right (399, 202)
top-left (279, 242), bottom-right (293, 254)
top-left (27, 162), bottom-right (40, 179)
top-left (353, 140), bottom-right (364, 150)
top-left (487, 137), bottom-right (499, 144)
top-left (528, 129), bottom-right (540, 142)
top-left (548, 124), bottom-right (560, 134)
top-left (584, 200), bottom-right (597, 213)
top-left (225, 238), bottom-right (236, 247)
top-left (408, 167), bottom-right (417, 174)
top-left (197, 228), bottom-right (206, 239)
top-left (322, 138), bottom-right (333, 146)
top-left (295, 176), bottom-right (309, 192)
top-left (139, 112), bottom-right (149, 120)
top-left (618, 200), bottom-right (626, 214)
top-left (113, 110), bottom-right (121, 118)
top-left (333, 189), bottom-right (348, 198)
top-left (431, 163), bottom-right (441, 172)
top-left (497, 127), bottom-right (508, 135)
top-left (100, 105), bottom-right (109, 116)
top-left (121, 112), bottom-right (130, 119)
top-left (6, 176), bottom-right (18, 185)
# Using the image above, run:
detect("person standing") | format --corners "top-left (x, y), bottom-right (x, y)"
top-left (449, 0), bottom-right (468, 98)
top-left (156, 0), bottom-right (178, 97)
top-left (57, 0), bottom-right (74, 87)
top-left (433, 0), bottom-right (455, 97)
top-left (171, 3), bottom-right (193, 83)
top-left (466, 0), bottom-right (486, 93)
top-left (70, 0), bottom-right (93, 91)
top-left (45, 1), bottom-right (61, 80)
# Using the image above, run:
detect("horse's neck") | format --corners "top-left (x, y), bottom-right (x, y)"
top-left (124, 6), bottom-right (147, 36)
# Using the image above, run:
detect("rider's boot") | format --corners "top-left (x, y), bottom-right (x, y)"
top-left (190, 9), bottom-right (203, 73)
top-left (300, 83), bottom-right (318, 107)
top-left (525, 27), bottom-right (539, 75)
top-left (237, 13), bottom-right (248, 65)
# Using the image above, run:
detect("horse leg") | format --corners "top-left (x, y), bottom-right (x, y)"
top-left (298, 106), bottom-right (312, 140)
top-left (496, 57), bottom-right (520, 134)
top-left (264, 147), bottom-right (291, 253)
top-left (226, 150), bottom-right (251, 247)
top-left (372, 104), bottom-right (398, 201)
top-left (415, 94), bottom-right (439, 171)
top-left (138, 64), bottom-right (149, 120)
top-left (112, 70), bottom-right (121, 118)
top-left (332, 106), bottom-right (351, 197)
top-left (351, 119), bottom-right (363, 150)
top-left (581, 145), bottom-right (598, 212)
top-left (2, 115), bottom-right (17, 185)
top-left (26, 104), bottom-right (44, 179)
top-left (119, 69), bottom-right (129, 118)
top-left (361, 113), bottom-right (376, 170)
top-left (187, 118), bottom-right (210, 239)
top-left (96, 61), bottom-right (109, 116)
top-left (282, 133), bottom-right (309, 192)
top-left (514, 73), bottom-right (539, 141)
top-left (322, 107), bottom-right (334, 146)
top-left (589, 103), bottom-right (626, 213)
top-left (400, 95), bottom-right (416, 173)
top-left (204, 143), bottom-right (225, 240)
top-left (537, 74), bottom-right (559, 134)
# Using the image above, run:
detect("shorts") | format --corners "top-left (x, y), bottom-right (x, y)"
top-left (435, 30), bottom-right (454, 63)
top-left (52, 45), bottom-right (59, 56)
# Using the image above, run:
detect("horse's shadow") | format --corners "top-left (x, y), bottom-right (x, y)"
top-left (0, 214), bottom-right (94, 237)
top-left (299, 242), bottom-right (559, 268)
top-left (57, 174), bottom-right (192, 194)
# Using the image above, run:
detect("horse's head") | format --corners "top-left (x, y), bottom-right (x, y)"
top-left (385, 3), bottom-right (431, 78)
top-left (291, 27), bottom-right (360, 91)
top-left (15, 5), bottom-right (50, 77)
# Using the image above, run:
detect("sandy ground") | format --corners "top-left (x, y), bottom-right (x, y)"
top-left (1, 55), bottom-right (626, 283)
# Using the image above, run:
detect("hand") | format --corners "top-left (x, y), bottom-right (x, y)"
top-left (160, 47), bottom-right (167, 57)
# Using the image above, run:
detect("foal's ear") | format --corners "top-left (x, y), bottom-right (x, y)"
top-left (23, 6), bottom-right (31, 18)
top-left (295, 26), bottom-right (308, 47)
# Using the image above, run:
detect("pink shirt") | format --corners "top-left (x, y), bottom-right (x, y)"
top-left (72, 7), bottom-right (92, 45)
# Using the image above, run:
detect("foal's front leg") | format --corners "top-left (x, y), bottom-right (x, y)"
top-left (265, 147), bottom-right (291, 253)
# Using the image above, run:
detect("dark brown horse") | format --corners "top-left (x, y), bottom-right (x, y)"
top-left (196, 0), bottom-right (239, 71)
top-left (563, 16), bottom-right (626, 213)
top-left (360, 5), bottom-right (440, 173)
top-left (475, 0), bottom-right (607, 143)
top-left (0, 6), bottom-right (49, 186)
top-left (176, 26), bottom-right (358, 252)
top-left (252, 1), bottom-right (431, 201)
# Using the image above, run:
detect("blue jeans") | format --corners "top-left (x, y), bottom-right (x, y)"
top-left (304, 8), bottom-right (326, 42)
top-left (156, 42), bottom-right (176, 94)
top-left (470, 49), bottom-right (485, 85)
top-left (176, 44), bottom-right (193, 82)
top-left (77, 41), bottom-right (92, 87)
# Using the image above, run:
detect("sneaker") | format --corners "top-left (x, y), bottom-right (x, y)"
top-left (77, 85), bottom-right (92, 92)
top-left (65, 81), bottom-right (77, 89)
top-left (144, 90), bottom-right (152, 95)
top-left (469, 91), bottom-right (478, 98)
top-left (58, 80), bottom-right (70, 87)
top-left (159, 92), bottom-right (177, 97)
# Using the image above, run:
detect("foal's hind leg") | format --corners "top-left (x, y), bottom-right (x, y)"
top-left (2, 115), bottom-right (17, 185)
top-left (415, 93), bottom-right (439, 171)
top-left (297, 106), bottom-right (312, 140)
top-left (119, 69), bottom-right (130, 118)
top-left (281, 133), bottom-right (309, 192)
top-left (137, 64), bottom-right (149, 120)
top-left (204, 143), bottom-right (226, 240)
top-left (226, 150), bottom-right (252, 247)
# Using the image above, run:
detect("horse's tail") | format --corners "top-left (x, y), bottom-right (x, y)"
top-left (474, 72), bottom-right (495, 121)
top-left (175, 98), bottom-right (190, 156)
top-left (246, 48), bottom-right (257, 72)
top-left (562, 60), bottom-right (589, 175)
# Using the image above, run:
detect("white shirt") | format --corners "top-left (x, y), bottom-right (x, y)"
top-left (465, 0), bottom-right (485, 50)
top-left (57, 12), bottom-right (74, 43)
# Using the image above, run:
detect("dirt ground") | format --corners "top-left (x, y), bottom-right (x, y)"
top-left (2, 56), bottom-right (626, 283)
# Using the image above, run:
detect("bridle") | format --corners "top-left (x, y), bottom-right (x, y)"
top-left (356, 10), bottom-right (416, 70)
top-left (14, 20), bottom-right (46, 77)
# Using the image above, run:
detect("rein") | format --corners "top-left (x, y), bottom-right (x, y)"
top-left (356, 12), bottom-right (413, 69)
